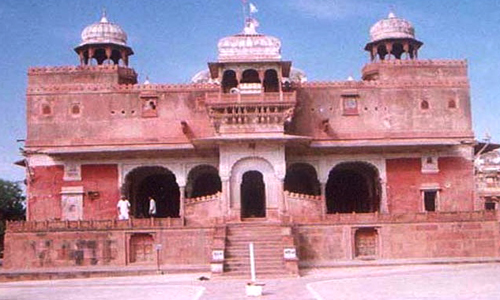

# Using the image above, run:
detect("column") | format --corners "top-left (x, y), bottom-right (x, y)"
top-left (403, 42), bottom-right (410, 60)
top-left (320, 181), bottom-right (327, 219)
top-left (179, 185), bottom-right (185, 225)
top-left (385, 42), bottom-right (393, 60)
top-left (379, 178), bottom-right (389, 214)
top-left (88, 48), bottom-right (95, 66)
top-left (105, 47), bottom-right (112, 65)
top-left (221, 177), bottom-right (230, 221)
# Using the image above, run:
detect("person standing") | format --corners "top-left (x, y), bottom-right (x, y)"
top-left (117, 196), bottom-right (131, 220)
top-left (148, 196), bottom-right (157, 217)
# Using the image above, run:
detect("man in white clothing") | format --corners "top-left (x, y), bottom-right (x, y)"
top-left (148, 196), bottom-right (156, 217)
top-left (117, 196), bottom-right (131, 220)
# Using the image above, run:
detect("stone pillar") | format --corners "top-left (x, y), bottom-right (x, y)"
top-left (221, 177), bottom-right (230, 222)
top-left (385, 42), bottom-right (393, 60)
top-left (88, 47), bottom-right (95, 66)
top-left (379, 178), bottom-right (389, 214)
top-left (105, 47), bottom-right (112, 65)
top-left (179, 185), bottom-right (186, 225)
top-left (403, 42), bottom-right (410, 60)
top-left (320, 181), bottom-right (327, 219)
top-left (279, 179), bottom-right (287, 214)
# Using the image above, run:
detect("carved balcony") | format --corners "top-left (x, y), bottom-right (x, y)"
top-left (205, 91), bottom-right (296, 134)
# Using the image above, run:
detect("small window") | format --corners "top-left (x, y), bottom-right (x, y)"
top-left (448, 99), bottom-right (457, 109)
top-left (421, 156), bottom-right (439, 174)
top-left (485, 202), bottom-right (496, 211)
top-left (71, 104), bottom-right (81, 115)
top-left (342, 95), bottom-right (359, 115)
top-left (42, 104), bottom-right (52, 115)
top-left (141, 97), bottom-right (158, 118)
top-left (420, 100), bottom-right (429, 110)
top-left (424, 191), bottom-right (437, 212)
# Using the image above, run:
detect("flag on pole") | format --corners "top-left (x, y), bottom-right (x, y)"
top-left (249, 3), bottom-right (258, 14)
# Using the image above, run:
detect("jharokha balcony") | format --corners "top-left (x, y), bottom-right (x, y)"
top-left (205, 91), bottom-right (297, 134)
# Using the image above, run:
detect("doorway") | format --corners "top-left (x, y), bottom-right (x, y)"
top-left (241, 171), bottom-right (266, 218)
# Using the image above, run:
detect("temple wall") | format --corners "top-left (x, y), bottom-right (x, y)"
top-left (4, 223), bottom-right (213, 270)
top-left (387, 156), bottom-right (474, 213)
top-left (28, 164), bottom-right (119, 221)
top-left (294, 212), bottom-right (500, 266)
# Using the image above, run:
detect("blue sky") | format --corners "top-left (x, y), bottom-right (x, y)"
top-left (0, 0), bottom-right (499, 183)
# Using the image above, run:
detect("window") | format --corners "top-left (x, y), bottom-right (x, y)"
top-left (448, 99), bottom-right (457, 109)
top-left (342, 95), bottom-right (359, 115)
top-left (420, 100), bottom-right (429, 110)
top-left (421, 156), bottom-right (439, 174)
top-left (424, 190), bottom-right (437, 212)
top-left (42, 104), bottom-right (52, 115)
top-left (485, 201), bottom-right (496, 211)
top-left (141, 96), bottom-right (158, 118)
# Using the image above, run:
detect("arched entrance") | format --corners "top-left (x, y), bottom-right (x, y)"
top-left (123, 166), bottom-right (180, 218)
top-left (241, 171), bottom-right (266, 218)
top-left (326, 162), bottom-right (381, 213)
top-left (186, 165), bottom-right (222, 198)
top-left (284, 163), bottom-right (321, 196)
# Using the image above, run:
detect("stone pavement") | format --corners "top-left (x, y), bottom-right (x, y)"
top-left (1, 263), bottom-right (500, 299)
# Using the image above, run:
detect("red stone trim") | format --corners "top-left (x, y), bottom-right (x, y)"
top-left (284, 191), bottom-right (322, 201)
top-left (7, 218), bottom-right (183, 233)
top-left (185, 192), bottom-right (221, 205)
top-left (27, 83), bottom-right (219, 94)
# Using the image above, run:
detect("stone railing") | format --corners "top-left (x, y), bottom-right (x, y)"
top-left (320, 210), bottom-right (498, 225)
top-left (284, 191), bottom-right (322, 201)
top-left (205, 91), bottom-right (296, 104)
top-left (7, 217), bottom-right (183, 233)
top-left (185, 192), bottom-right (221, 205)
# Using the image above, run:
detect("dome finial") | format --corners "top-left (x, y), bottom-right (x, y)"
top-left (388, 4), bottom-right (396, 18)
top-left (100, 8), bottom-right (108, 23)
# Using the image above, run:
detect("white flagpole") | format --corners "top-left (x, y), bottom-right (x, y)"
top-left (249, 242), bottom-right (256, 282)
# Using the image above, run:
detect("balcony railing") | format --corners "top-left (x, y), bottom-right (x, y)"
top-left (205, 91), bottom-right (296, 105)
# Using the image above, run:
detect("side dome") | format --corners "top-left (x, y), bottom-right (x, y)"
top-left (369, 12), bottom-right (415, 42)
top-left (74, 12), bottom-right (134, 67)
top-left (217, 18), bottom-right (281, 62)
top-left (79, 13), bottom-right (128, 46)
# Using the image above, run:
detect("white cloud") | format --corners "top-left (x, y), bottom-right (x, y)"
top-left (286, 0), bottom-right (382, 21)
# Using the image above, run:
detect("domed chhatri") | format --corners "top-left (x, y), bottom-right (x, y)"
top-left (80, 13), bottom-right (128, 46)
top-left (365, 12), bottom-right (423, 61)
top-left (74, 11), bottom-right (134, 66)
top-left (217, 17), bottom-right (282, 62)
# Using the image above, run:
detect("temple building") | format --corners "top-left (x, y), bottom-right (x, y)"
top-left (5, 10), bottom-right (500, 276)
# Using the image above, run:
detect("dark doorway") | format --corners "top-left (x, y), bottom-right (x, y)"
top-left (326, 162), bottom-right (380, 214)
top-left (241, 171), bottom-right (266, 218)
top-left (186, 165), bottom-right (222, 198)
top-left (123, 167), bottom-right (180, 218)
top-left (284, 163), bottom-right (321, 196)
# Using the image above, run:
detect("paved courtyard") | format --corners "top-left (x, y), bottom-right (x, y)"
top-left (1, 263), bottom-right (499, 300)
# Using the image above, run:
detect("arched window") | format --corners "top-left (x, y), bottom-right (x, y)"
top-left (222, 70), bottom-right (238, 93)
top-left (284, 163), bottom-right (320, 196)
top-left (186, 165), bottom-right (221, 198)
top-left (420, 100), bottom-right (429, 110)
top-left (240, 69), bottom-right (260, 83)
top-left (263, 69), bottom-right (279, 92)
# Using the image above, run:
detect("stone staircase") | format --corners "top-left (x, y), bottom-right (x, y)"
top-left (222, 222), bottom-right (297, 278)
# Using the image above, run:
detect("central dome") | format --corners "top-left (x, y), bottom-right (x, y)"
top-left (369, 12), bottom-right (416, 42)
top-left (217, 18), bottom-right (281, 62)
top-left (79, 13), bottom-right (128, 46)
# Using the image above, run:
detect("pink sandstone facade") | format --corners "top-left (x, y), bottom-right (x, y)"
top-left (5, 11), bottom-right (500, 275)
